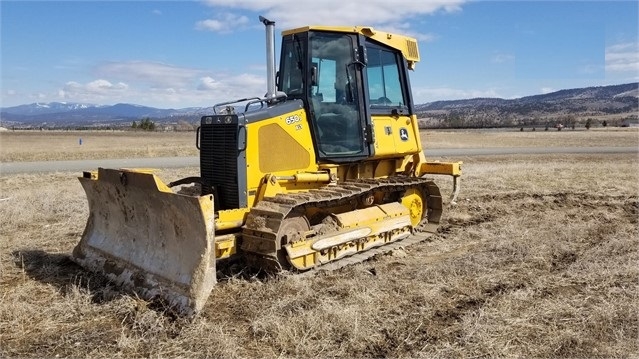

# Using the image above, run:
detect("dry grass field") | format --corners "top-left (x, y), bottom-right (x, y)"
top-left (0, 131), bottom-right (198, 162)
top-left (1, 130), bottom-right (638, 358)
top-left (422, 127), bottom-right (639, 149)
top-left (1, 127), bottom-right (637, 162)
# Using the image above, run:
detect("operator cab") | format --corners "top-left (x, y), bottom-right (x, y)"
top-left (278, 27), bottom-right (415, 163)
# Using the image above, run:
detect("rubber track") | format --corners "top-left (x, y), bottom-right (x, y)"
top-left (243, 175), bottom-right (442, 272)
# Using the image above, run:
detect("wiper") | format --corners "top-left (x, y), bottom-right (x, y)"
top-left (293, 34), bottom-right (304, 75)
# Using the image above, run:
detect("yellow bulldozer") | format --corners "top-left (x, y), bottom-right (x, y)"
top-left (73, 17), bottom-right (462, 315)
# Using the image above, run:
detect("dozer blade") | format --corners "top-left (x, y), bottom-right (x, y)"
top-left (73, 168), bottom-right (216, 316)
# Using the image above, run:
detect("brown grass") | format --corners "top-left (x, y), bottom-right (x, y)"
top-left (0, 131), bottom-right (197, 162)
top-left (423, 127), bottom-right (639, 149)
top-left (2, 127), bottom-right (637, 162)
top-left (0, 132), bottom-right (638, 358)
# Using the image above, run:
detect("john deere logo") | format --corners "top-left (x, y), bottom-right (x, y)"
top-left (399, 128), bottom-right (409, 141)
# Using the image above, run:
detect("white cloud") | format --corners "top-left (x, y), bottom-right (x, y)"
top-left (198, 76), bottom-right (223, 90)
top-left (540, 87), bottom-right (555, 94)
top-left (152, 9), bottom-right (162, 15)
top-left (86, 79), bottom-right (129, 93)
top-left (605, 42), bottom-right (639, 73)
top-left (51, 69), bottom-right (266, 107)
top-left (491, 53), bottom-right (514, 64)
top-left (195, 12), bottom-right (250, 33)
top-left (57, 79), bottom-right (129, 102)
top-left (96, 61), bottom-right (204, 88)
top-left (198, 0), bottom-right (465, 40)
top-left (196, 19), bottom-right (226, 32)
top-left (197, 73), bottom-right (265, 99)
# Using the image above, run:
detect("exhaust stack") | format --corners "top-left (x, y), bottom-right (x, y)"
top-left (260, 16), bottom-right (277, 101)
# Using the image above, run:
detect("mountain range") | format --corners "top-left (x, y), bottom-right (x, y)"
top-left (1, 82), bottom-right (637, 129)
top-left (416, 82), bottom-right (638, 128)
top-left (0, 102), bottom-right (214, 128)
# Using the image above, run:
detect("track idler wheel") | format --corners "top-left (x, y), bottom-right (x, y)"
top-left (273, 215), bottom-right (311, 270)
top-left (401, 187), bottom-right (427, 227)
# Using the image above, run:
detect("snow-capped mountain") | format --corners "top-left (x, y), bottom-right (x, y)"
top-left (2, 102), bottom-right (105, 116)
top-left (0, 102), bottom-right (216, 126)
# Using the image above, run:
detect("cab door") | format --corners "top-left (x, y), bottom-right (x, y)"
top-left (306, 31), bottom-right (372, 162)
top-left (364, 41), bottom-right (420, 157)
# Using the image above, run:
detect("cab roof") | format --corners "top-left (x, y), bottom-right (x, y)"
top-left (282, 25), bottom-right (420, 70)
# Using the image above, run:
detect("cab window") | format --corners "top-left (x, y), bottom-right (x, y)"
top-left (366, 46), bottom-right (406, 108)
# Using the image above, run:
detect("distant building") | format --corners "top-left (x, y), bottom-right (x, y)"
top-left (621, 118), bottom-right (639, 127)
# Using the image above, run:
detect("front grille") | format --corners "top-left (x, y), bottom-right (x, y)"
top-left (199, 119), bottom-right (240, 210)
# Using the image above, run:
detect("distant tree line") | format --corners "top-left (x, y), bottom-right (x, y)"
top-left (418, 113), bottom-right (636, 129)
top-left (132, 117), bottom-right (156, 131)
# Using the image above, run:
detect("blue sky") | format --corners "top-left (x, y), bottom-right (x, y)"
top-left (1, 0), bottom-right (637, 108)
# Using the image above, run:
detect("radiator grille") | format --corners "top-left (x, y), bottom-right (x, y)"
top-left (405, 39), bottom-right (419, 61)
top-left (199, 122), bottom-right (239, 210)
